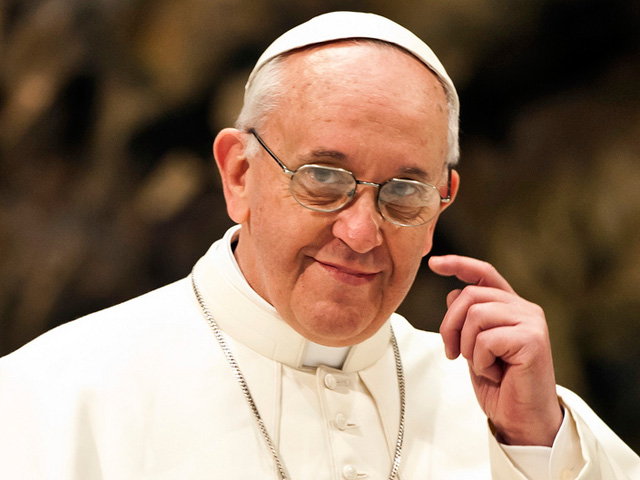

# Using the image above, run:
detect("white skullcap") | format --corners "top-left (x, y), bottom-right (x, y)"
top-left (246, 11), bottom-right (459, 115)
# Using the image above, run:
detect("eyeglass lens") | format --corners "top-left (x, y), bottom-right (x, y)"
top-left (291, 165), bottom-right (442, 226)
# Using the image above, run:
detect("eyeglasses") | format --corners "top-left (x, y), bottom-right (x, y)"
top-left (248, 128), bottom-right (452, 227)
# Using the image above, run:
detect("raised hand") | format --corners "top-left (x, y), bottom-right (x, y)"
top-left (428, 255), bottom-right (563, 446)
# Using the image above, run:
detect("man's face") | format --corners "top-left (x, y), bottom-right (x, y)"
top-left (232, 42), bottom-right (455, 346)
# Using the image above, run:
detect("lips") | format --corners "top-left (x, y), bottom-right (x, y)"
top-left (315, 259), bottom-right (380, 286)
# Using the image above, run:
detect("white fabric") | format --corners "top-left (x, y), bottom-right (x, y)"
top-left (0, 227), bottom-right (638, 479)
top-left (246, 11), bottom-right (459, 116)
top-left (301, 341), bottom-right (349, 368)
top-left (501, 409), bottom-right (583, 480)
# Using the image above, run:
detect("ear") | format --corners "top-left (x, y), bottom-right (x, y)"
top-left (421, 168), bottom-right (460, 256)
top-left (442, 167), bottom-right (460, 210)
top-left (213, 128), bottom-right (251, 224)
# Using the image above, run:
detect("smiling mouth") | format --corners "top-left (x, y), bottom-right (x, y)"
top-left (316, 260), bottom-right (380, 285)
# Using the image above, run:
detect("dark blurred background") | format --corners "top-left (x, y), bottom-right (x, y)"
top-left (1, 0), bottom-right (639, 453)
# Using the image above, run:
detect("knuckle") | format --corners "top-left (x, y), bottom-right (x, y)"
top-left (477, 260), bottom-right (496, 276)
top-left (475, 331), bottom-right (490, 351)
top-left (462, 345), bottom-right (474, 362)
top-left (439, 319), bottom-right (454, 336)
top-left (460, 284), bottom-right (479, 299)
top-left (481, 259), bottom-right (495, 271)
top-left (531, 325), bottom-right (550, 344)
top-left (467, 302), bottom-right (484, 319)
top-left (521, 301), bottom-right (546, 324)
top-left (438, 322), bottom-right (447, 335)
top-left (532, 303), bottom-right (546, 319)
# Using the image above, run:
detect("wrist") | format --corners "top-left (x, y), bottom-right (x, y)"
top-left (491, 404), bottom-right (564, 447)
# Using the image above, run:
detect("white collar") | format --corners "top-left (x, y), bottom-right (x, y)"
top-left (192, 225), bottom-right (391, 372)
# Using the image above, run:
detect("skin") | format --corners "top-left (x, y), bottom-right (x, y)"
top-left (215, 42), bottom-right (455, 347)
top-left (429, 255), bottom-right (563, 446)
top-left (214, 41), bottom-right (563, 446)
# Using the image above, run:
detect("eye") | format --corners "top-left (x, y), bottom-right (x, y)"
top-left (292, 166), bottom-right (354, 211)
top-left (387, 180), bottom-right (419, 198)
top-left (309, 167), bottom-right (342, 184)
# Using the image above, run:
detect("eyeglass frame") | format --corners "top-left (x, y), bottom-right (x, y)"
top-left (247, 128), bottom-right (453, 227)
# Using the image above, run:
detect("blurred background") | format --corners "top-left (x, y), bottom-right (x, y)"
top-left (1, 0), bottom-right (639, 452)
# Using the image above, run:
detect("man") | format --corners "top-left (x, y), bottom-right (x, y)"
top-left (0, 11), bottom-right (638, 480)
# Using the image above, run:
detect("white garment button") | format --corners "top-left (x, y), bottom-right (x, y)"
top-left (324, 373), bottom-right (351, 389)
top-left (335, 413), bottom-right (348, 430)
top-left (342, 465), bottom-right (358, 479)
top-left (341, 465), bottom-right (367, 479)
top-left (324, 374), bottom-right (337, 390)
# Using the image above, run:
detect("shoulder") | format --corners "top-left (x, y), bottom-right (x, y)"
top-left (0, 277), bottom-right (212, 386)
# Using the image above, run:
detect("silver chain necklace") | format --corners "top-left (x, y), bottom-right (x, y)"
top-left (191, 270), bottom-right (406, 479)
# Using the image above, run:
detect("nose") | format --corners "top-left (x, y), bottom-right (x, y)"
top-left (331, 189), bottom-right (384, 253)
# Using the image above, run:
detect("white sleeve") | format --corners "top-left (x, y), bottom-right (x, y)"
top-left (499, 407), bottom-right (584, 480)
top-left (487, 386), bottom-right (640, 479)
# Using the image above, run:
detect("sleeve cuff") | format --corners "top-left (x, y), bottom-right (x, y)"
top-left (498, 405), bottom-right (586, 480)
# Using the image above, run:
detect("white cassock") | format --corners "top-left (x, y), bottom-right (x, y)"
top-left (0, 226), bottom-right (638, 479)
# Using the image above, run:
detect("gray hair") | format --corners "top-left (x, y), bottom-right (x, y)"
top-left (235, 55), bottom-right (287, 159)
top-left (235, 41), bottom-right (460, 166)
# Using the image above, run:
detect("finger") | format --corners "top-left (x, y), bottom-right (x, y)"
top-left (471, 326), bottom-right (526, 382)
top-left (428, 255), bottom-right (514, 293)
top-left (471, 319), bottom-right (551, 381)
top-left (469, 328), bottom-right (508, 376)
top-left (466, 328), bottom-right (509, 384)
top-left (468, 356), bottom-right (503, 384)
top-left (439, 286), bottom-right (519, 359)
top-left (458, 301), bottom-right (520, 361)
top-left (446, 289), bottom-right (462, 308)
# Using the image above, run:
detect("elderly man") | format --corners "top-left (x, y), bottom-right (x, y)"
top-left (0, 11), bottom-right (638, 480)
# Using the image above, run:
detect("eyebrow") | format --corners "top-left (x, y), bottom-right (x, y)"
top-left (396, 166), bottom-right (432, 182)
top-left (303, 149), bottom-right (434, 182)
top-left (306, 149), bottom-right (348, 162)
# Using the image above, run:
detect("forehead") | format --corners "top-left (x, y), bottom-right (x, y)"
top-left (282, 40), bottom-right (446, 104)
top-left (264, 42), bottom-right (449, 176)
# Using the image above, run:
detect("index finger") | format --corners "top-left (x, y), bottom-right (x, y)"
top-left (428, 255), bottom-right (515, 293)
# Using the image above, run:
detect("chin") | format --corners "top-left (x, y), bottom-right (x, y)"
top-left (299, 311), bottom-right (380, 347)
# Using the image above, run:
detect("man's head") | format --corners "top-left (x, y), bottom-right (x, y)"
top-left (213, 12), bottom-right (460, 347)
top-left (237, 11), bottom-right (460, 167)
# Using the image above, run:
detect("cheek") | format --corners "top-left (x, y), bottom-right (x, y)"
top-left (246, 169), bottom-right (291, 234)
top-left (421, 234), bottom-right (434, 257)
top-left (249, 170), bottom-right (299, 222)
top-left (417, 219), bottom-right (438, 257)
top-left (403, 224), bottom-right (435, 256)
top-left (248, 195), bottom-right (315, 271)
top-left (389, 231), bottom-right (434, 288)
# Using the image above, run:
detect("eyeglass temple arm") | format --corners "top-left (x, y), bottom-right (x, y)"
top-left (441, 165), bottom-right (454, 203)
top-left (247, 128), bottom-right (295, 176)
